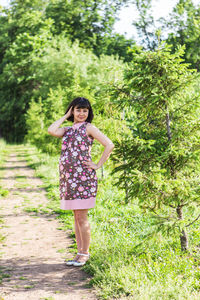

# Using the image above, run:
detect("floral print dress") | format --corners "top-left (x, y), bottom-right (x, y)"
top-left (59, 121), bottom-right (98, 210)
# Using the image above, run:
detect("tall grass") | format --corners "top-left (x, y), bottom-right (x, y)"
top-left (0, 139), bottom-right (7, 161)
top-left (0, 139), bottom-right (11, 197)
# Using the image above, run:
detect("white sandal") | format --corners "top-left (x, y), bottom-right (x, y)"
top-left (73, 252), bottom-right (90, 267)
top-left (66, 259), bottom-right (76, 266)
top-left (65, 253), bottom-right (80, 266)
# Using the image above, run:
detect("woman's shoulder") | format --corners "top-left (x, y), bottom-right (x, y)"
top-left (85, 122), bottom-right (102, 138)
top-left (85, 122), bottom-right (97, 130)
top-left (86, 122), bottom-right (101, 131)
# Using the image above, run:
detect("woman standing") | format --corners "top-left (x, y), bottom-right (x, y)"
top-left (48, 97), bottom-right (114, 266)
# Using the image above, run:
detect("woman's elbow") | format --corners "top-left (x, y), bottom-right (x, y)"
top-left (107, 143), bottom-right (115, 151)
top-left (47, 128), bottom-right (55, 136)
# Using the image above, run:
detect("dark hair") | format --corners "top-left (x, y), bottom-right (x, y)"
top-left (65, 97), bottom-right (94, 123)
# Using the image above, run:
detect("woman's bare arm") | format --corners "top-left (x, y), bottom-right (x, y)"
top-left (84, 123), bottom-right (114, 170)
top-left (47, 107), bottom-right (72, 138)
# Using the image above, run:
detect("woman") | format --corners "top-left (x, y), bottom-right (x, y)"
top-left (48, 97), bottom-right (114, 266)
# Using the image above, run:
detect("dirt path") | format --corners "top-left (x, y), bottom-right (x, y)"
top-left (0, 145), bottom-right (97, 300)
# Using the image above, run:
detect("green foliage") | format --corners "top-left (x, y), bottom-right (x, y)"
top-left (93, 33), bottom-right (138, 62)
top-left (164, 0), bottom-right (200, 70)
top-left (0, 1), bottom-right (53, 142)
top-left (45, 0), bottom-right (131, 57)
top-left (25, 36), bottom-right (124, 161)
top-left (133, 0), bottom-right (200, 70)
top-left (111, 43), bottom-right (200, 250)
top-left (133, 0), bottom-right (158, 50)
top-left (25, 87), bottom-right (65, 154)
top-left (0, 0), bottom-right (134, 143)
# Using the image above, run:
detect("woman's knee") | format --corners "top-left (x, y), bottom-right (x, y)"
top-left (74, 210), bottom-right (88, 226)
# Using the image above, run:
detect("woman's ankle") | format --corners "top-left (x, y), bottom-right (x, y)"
top-left (77, 248), bottom-right (89, 253)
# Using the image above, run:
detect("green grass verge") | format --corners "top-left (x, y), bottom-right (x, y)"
top-left (0, 139), bottom-right (13, 284)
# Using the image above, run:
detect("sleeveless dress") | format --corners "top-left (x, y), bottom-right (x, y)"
top-left (59, 121), bottom-right (98, 210)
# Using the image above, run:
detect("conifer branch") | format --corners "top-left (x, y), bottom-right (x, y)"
top-left (186, 213), bottom-right (200, 227)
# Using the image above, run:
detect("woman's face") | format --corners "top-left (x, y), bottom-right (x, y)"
top-left (73, 105), bottom-right (89, 123)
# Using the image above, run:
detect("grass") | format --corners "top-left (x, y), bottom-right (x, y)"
top-left (0, 140), bottom-right (9, 257)
top-left (0, 140), bottom-right (200, 299)
top-left (40, 297), bottom-right (55, 300)
top-left (24, 285), bottom-right (35, 289)
top-left (0, 270), bottom-right (11, 284)
top-left (19, 276), bottom-right (27, 280)
top-left (0, 186), bottom-right (9, 197)
top-left (0, 140), bottom-right (10, 198)
top-left (0, 142), bottom-right (26, 285)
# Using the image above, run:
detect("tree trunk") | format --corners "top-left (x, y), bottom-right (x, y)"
top-left (166, 107), bottom-right (188, 250)
top-left (176, 205), bottom-right (189, 251)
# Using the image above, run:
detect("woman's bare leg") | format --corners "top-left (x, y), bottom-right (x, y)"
top-left (73, 211), bottom-right (83, 251)
top-left (74, 209), bottom-right (91, 262)
top-left (73, 210), bottom-right (82, 260)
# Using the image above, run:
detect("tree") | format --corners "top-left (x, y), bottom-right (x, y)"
top-left (164, 0), bottom-right (200, 70)
top-left (132, 0), bottom-right (200, 70)
top-left (0, 0), bottom-right (134, 142)
top-left (95, 33), bottom-right (140, 62)
top-left (0, 28), bottom-right (52, 142)
top-left (132, 0), bottom-right (158, 50)
top-left (0, 0), bottom-right (52, 142)
top-left (45, 0), bottom-right (133, 59)
top-left (111, 43), bottom-right (200, 251)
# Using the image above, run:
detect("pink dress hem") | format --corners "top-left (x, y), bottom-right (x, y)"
top-left (60, 197), bottom-right (96, 210)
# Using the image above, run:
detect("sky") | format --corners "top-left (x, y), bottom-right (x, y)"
top-left (114, 0), bottom-right (176, 39)
top-left (0, 0), bottom-right (199, 41)
top-left (113, 0), bottom-right (199, 40)
top-left (0, 0), bottom-right (8, 7)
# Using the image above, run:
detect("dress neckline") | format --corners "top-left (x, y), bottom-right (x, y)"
top-left (72, 121), bottom-right (86, 130)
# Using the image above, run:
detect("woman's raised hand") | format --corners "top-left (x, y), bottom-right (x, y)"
top-left (64, 106), bottom-right (73, 119)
